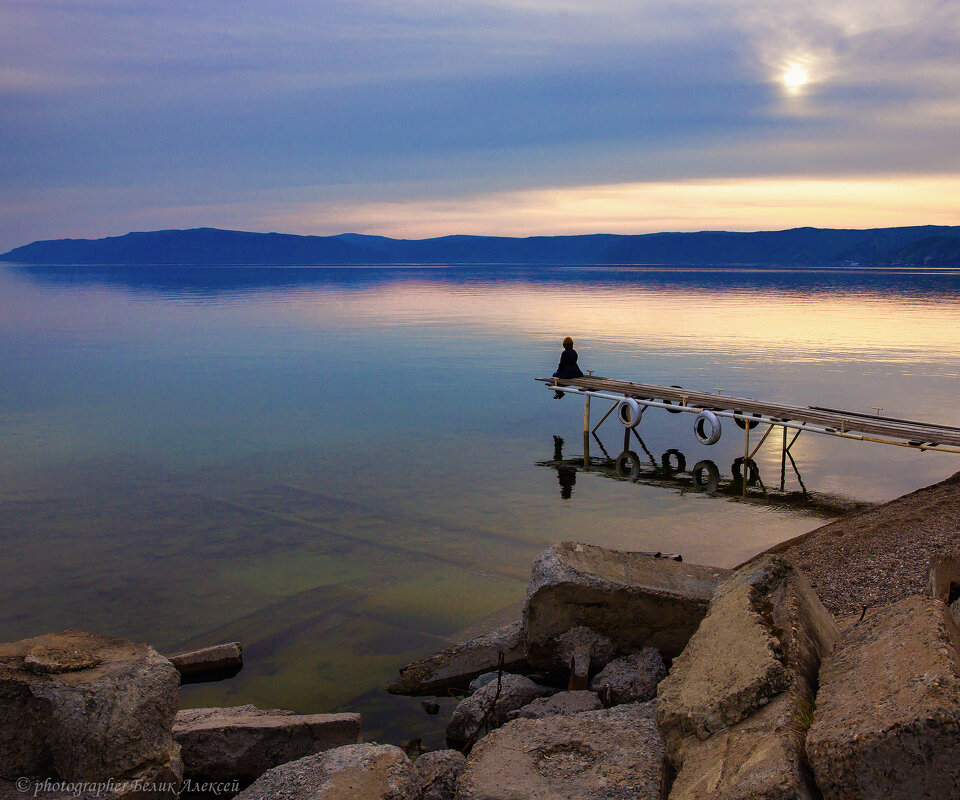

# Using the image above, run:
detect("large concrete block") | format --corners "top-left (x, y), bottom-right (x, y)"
top-left (667, 693), bottom-right (818, 800)
top-left (657, 555), bottom-right (838, 760)
top-left (805, 594), bottom-right (960, 800)
top-left (174, 705), bottom-right (362, 787)
top-left (455, 702), bottom-right (665, 800)
top-left (522, 542), bottom-right (730, 670)
top-left (388, 621), bottom-right (527, 697)
top-left (0, 630), bottom-right (181, 797)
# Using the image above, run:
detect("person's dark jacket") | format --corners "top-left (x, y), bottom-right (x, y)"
top-left (554, 348), bottom-right (584, 379)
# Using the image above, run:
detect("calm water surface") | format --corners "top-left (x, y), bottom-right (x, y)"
top-left (3, 263), bottom-right (960, 744)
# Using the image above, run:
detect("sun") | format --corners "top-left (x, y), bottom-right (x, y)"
top-left (782, 65), bottom-right (809, 91)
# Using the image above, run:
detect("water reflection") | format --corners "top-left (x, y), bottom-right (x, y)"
top-left (3, 263), bottom-right (960, 747)
top-left (539, 434), bottom-right (872, 519)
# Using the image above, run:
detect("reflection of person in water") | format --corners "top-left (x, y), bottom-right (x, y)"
top-left (552, 336), bottom-right (584, 399)
top-left (552, 436), bottom-right (576, 499)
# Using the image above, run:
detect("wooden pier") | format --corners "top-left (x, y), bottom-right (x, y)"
top-left (537, 376), bottom-right (960, 455)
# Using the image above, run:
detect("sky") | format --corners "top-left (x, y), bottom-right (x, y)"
top-left (1, 0), bottom-right (959, 250)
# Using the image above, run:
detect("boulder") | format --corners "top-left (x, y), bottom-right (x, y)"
top-left (454, 702), bottom-right (665, 800)
top-left (805, 595), bottom-right (960, 800)
top-left (589, 649), bottom-right (666, 705)
top-left (0, 630), bottom-right (182, 797)
top-left (467, 673), bottom-right (498, 693)
top-left (667, 692), bottom-right (817, 800)
top-left (522, 542), bottom-right (730, 672)
top-left (174, 705), bottom-right (362, 787)
top-left (656, 555), bottom-right (838, 759)
top-left (400, 750), bottom-right (465, 800)
top-left (551, 627), bottom-right (616, 687)
top-left (508, 690), bottom-right (602, 721)
top-left (445, 674), bottom-right (551, 748)
top-left (234, 743), bottom-right (412, 800)
top-left (388, 621), bottom-right (527, 697)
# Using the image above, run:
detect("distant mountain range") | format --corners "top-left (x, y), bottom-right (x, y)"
top-left (3, 225), bottom-right (960, 267)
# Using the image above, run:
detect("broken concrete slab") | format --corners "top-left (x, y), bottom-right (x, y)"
top-left (589, 648), bottom-right (666, 706)
top-left (167, 642), bottom-right (242, 683)
top-left (454, 701), bottom-right (665, 800)
top-left (0, 630), bottom-right (182, 796)
top-left (174, 705), bottom-right (362, 787)
top-left (234, 743), bottom-right (412, 800)
top-left (656, 555), bottom-right (838, 760)
top-left (388, 621), bottom-right (527, 697)
top-left (667, 692), bottom-right (818, 800)
top-left (445, 674), bottom-right (552, 748)
top-left (507, 690), bottom-right (602, 721)
top-left (522, 542), bottom-right (730, 672)
top-left (805, 594), bottom-right (960, 800)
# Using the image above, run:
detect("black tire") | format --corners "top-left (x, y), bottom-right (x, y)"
top-left (661, 448), bottom-right (686, 474)
top-left (615, 451), bottom-right (642, 482)
top-left (692, 460), bottom-right (721, 493)
top-left (732, 457), bottom-right (760, 486)
top-left (662, 385), bottom-right (684, 415)
top-left (734, 410), bottom-right (761, 430)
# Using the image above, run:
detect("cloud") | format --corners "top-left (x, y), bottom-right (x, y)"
top-left (0, 0), bottom-right (958, 246)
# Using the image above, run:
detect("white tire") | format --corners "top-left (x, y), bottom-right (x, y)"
top-left (617, 398), bottom-right (642, 429)
top-left (693, 410), bottom-right (722, 445)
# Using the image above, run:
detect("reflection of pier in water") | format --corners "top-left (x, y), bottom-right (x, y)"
top-left (539, 432), bottom-right (873, 519)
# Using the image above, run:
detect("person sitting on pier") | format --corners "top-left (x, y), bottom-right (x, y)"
top-left (552, 336), bottom-right (584, 398)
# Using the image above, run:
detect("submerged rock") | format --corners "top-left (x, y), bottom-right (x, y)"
top-left (234, 743), bottom-right (411, 800)
top-left (806, 595), bottom-right (960, 800)
top-left (589, 648), bottom-right (666, 705)
top-left (0, 630), bottom-right (182, 798)
top-left (174, 705), bottom-right (362, 788)
top-left (445, 674), bottom-right (552, 748)
top-left (454, 702), bottom-right (665, 800)
top-left (389, 621), bottom-right (527, 697)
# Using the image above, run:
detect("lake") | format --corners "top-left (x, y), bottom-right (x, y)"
top-left (2, 263), bottom-right (960, 745)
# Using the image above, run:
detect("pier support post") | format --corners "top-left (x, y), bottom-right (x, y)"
top-left (780, 425), bottom-right (788, 491)
top-left (582, 395), bottom-right (591, 468)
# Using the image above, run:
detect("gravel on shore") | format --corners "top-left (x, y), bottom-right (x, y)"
top-left (741, 470), bottom-right (960, 618)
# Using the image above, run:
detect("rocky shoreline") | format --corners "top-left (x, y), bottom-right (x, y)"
top-left (3, 471), bottom-right (960, 799)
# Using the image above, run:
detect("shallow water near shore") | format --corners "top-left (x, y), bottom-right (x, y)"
top-left (3, 263), bottom-right (960, 746)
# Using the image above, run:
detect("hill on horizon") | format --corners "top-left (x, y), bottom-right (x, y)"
top-left (3, 225), bottom-right (960, 267)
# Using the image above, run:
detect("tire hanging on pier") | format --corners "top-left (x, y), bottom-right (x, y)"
top-left (661, 385), bottom-right (684, 414)
top-left (617, 397), bottom-right (642, 428)
top-left (734, 410), bottom-right (762, 430)
top-left (693, 410), bottom-right (722, 446)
